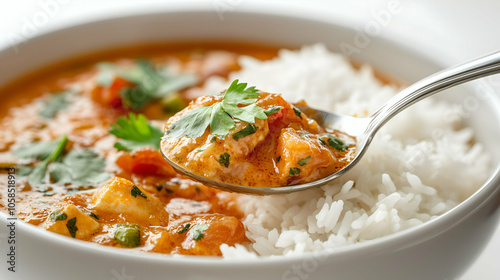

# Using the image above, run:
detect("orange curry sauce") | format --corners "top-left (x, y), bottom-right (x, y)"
top-left (0, 43), bottom-right (277, 256)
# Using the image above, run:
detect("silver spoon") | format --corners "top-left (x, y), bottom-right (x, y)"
top-left (161, 50), bottom-right (500, 195)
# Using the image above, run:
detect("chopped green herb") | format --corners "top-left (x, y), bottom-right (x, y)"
top-left (326, 135), bottom-right (348, 152)
top-left (49, 149), bottom-right (111, 186)
top-left (289, 167), bottom-right (301, 176)
top-left (114, 224), bottom-right (141, 247)
top-left (165, 79), bottom-right (268, 139)
top-left (196, 148), bottom-right (205, 152)
top-left (319, 138), bottom-right (326, 146)
top-left (264, 106), bottom-right (282, 115)
top-left (98, 60), bottom-right (198, 110)
top-left (88, 212), bottom-right (99, 220)
top-left (192, 224), bottom-right (209, 241)
top-left (293, 107), bottom-right (303, 119)
top-left (232, 124), bottom-right (258, 141)
top-left (39, 91), bottom-right (72, 118)
top-left (210, 136), bottom-right (217, 143)
top-left (219, 153), bottom-right (230, 168)
top-left (16, 135), bottom-right (110, 186)
top-left (14, 136), bottom-right (66, 161)
top-left (15, 135), bottom-right (68, 186)
top-left (37, 187), bottom-right (55, 197)
top-left (276, 156), bottom-right (281, 162)
top-left (66, 217), bottom-right (78, 238)
top-left (50, 209), bottom-right (67, 222)
top-left (109, 113), bottom-right (163, 152)
top-left (298, 156), bottom-right (311, 166)
top-left (131, 185), bottom-right (147, 199)
top-left (178, 223), bottom-right (191, 234)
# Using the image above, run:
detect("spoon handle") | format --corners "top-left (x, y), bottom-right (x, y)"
top-left (367, 50), bottom-right (500, 135)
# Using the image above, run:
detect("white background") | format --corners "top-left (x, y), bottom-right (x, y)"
top-left (0, 0), bottom-right (499, 279)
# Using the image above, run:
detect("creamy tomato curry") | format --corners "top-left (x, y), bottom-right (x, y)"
top-left (0, 44), bottom-right (277, 256)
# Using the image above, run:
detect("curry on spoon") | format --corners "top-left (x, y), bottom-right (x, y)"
top-left (161, 50), bottom-right (500, 195)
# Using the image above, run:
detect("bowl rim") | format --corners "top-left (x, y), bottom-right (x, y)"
top-left (1, 6), bottom-right (500, 266)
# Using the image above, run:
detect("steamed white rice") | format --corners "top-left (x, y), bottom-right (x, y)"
top-left (202, 44), bottom-right (492, 257)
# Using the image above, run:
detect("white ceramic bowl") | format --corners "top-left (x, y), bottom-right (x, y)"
top-left (1, 7), bottom-right (499, 280)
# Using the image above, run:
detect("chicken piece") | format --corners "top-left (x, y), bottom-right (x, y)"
top-left (276, 128), bottom-right (340, 185)
top-left (90, 177), bottom-right (168, 226)
top-left (43, 204), bottom-right (100, 240)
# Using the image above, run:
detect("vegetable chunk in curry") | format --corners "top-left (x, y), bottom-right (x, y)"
top-left (162, 80), bottom-right (356, 188)
top-left (0, 44), bottom-right (277, 256)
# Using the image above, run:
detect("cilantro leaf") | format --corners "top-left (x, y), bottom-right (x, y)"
top-left (210, 103), bottom-right (235, 137)
top-left (298, 156), bottom-right (311, 166)
top-left (289, 167), bottom-right (301, 176)
top-left (165, 106), bottom-right (212, 139)
top-left (221, 80), bottom-right (267, 123)
top-left (264, 106), bottom-right (282, 115)
top-left (218, 153), bottom-right (230, 167)
top-left (49, 149), bottom-right (111, 185)
top-left (39, 91), bottom-right (72, 118)
top-left (15, 135), bottom-right (68, 186)
top-left (326, 135), bottom-right (348, 151)
top-left (293, 107), bottom-right (303, 119)
top-left (178, 223), bottom-right (191, 234)
top-left (192, 224), bottom-right (209, 241)
top-left (50, 209), bottom-right (67, 222)
top-left (14, 138), bottom-right (63, 160)
top-left (109, 113), bottom-right (163, 152)
top-left (232, 124), bottom-right (258, 141)
top-left (131, 185), bottom-right (147, 199)
top-left (88, 212), bottom-right (99, 220)
top-left (166, 79), bottom-right (268, 139)
top-left (98, 60), bottom-right (198, 110)
top-left (66, 217), bottom-right (78, 238)
top-left (16, 136), bottom-right (110, 186)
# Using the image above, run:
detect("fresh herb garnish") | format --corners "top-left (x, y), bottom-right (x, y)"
top-left (131, 185), bottom-right (147, 199)
top-left (319, 138), bottom-right (326, 146)
top-left (178, 223), bottom-right (191, 234)
top-left (293, 107), bottom-right (303, 119)
top-left (165, 79), bottom-right (268, 139)
top-left (88, 212), bottom-right (99, 220)
top-left (264, 106), bottom-right (282, 115)
top-left (14, 136), bottom-right (66, 161)
top-left (109, 113), bottom-right (163, 152)
top-left (50, 209), bottom-right (67, 222)
top-left (48, 149), bottom-right (111, 186)
top-left (114, 224), bottom-right (141, 247)
top-left (289, 167), bottom-right (301, 176)
top-left (276, 156), bottom-right (281, 162)
top-left (210, 136), bottom-right (217, 143)
top-left (15, 135), bottom-right (110, 186)
top-left (192, 224), bottom-right (209, 241)
top-left (232, 124), bottom-right (258, 141)
top-left (219, 153), bottom-right (230, 168)
top-left (66, 217), bottom-right (78, 238)
top-left (15, 135), bottom-right (67, 185)
top-left (298, 156), bottom-right (311, 166)
top-left (98, 60), bottom-right (198, 110)
top-left (326, 135), bottom-right (348, 152)
top-left (39, 91), bottom-right (72, 118)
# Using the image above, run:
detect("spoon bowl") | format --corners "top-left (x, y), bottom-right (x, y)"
top-left (161, 49), bottom-right (500, 195)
